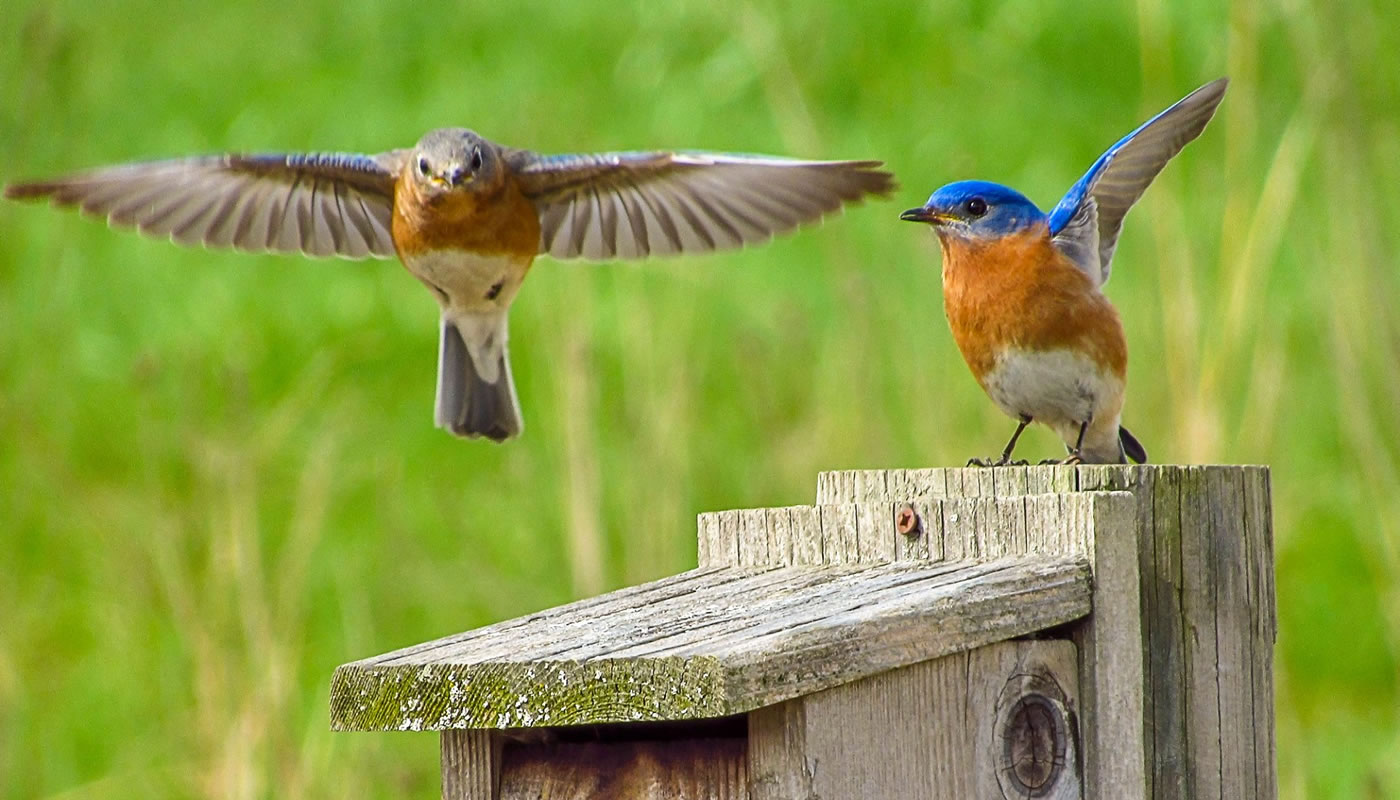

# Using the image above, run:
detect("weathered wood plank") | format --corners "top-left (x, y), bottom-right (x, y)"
top-left (856, 500), bottom-right (896, 561)
top-left (719, 559), bottom-right (1090, 705)
top-left (737, 508), bottom-right (768, 568)
top-left (1179, 467), bottom-right (1222, 800)
top-left (1072, 483), bottom-right (1146, 797)
top-left (354, 567), bottom-right (734, 667)
top-left (708, 492), bottom-right (1104, 572)
top-left (747, 701), bottom-right (813, 800)
top-left (1150, 466), bottom-right (1188, 797)
top-left (1246, 467), bottom-right (1278, 799)
top-left (971, 640), bottom-right (1082, 799)
top-left (1213, 468), bottom-right (1255, 799)
top-left (764, 507), bottom-right (795, 567)
top-left (330, 555), bottom-right (1091, 731)
top-left (442, 730), bottom-right (497, 800)
top-left (751, 640), bottom-right (1080, 800)
top-left (823, 503), bottom-right (859, 564)
top-left (790, 505), bottom-right (822, 566)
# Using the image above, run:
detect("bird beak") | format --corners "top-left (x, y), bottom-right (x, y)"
top-left (445, 166), bottom-right (468, 187)
top-left (900, 207), bottom-right (938, 223)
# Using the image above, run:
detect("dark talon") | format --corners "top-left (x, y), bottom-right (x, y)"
top-left (968, 455), bottom-right (1030, 468)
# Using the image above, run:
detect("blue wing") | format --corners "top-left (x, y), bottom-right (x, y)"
top-left (5, 150), bottom-right (404, 259)
top-left (505, 149), bottom-right (895, 260)
top-left (1049, 78), bottom-right (1228, 285)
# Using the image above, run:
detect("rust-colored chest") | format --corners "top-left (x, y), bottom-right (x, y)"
top-left (939, 227), bottom-right (1127, 384)
top-left (390, 171), bottom-right (542, 260)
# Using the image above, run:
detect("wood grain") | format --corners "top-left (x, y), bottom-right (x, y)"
top-left (332, 555), bottom-right (1090, 731)
top-left (749, 640), bottom-right (1081, 800)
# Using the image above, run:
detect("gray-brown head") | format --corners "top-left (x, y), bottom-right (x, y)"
top-left (408, 128), bottom-right (504, 197)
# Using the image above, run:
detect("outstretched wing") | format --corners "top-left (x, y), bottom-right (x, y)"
top-left (504, 149), bottom-right (896, 260)
top-left (5, 150), bottom-right (408, 259)
top-left (1050, 78), bottom-right (1228, 285)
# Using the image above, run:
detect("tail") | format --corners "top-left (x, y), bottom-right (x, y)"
top-left (435, 312), bottom-right (523, 442)
top-left (1119, 426), bottom-right (1148, 464)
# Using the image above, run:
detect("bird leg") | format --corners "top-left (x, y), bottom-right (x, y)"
top-left (968, 417), bottom-right (1031, 467)
top-left (1039, 420), bottom-right (1088, 465)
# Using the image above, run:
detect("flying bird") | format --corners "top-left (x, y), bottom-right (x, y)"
top-left (900, 79), bottom-right (1228, 464)
top-left (6, 129), bottom-right (894, 441)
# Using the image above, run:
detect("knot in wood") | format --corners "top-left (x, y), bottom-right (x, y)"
top-left (1003, 694), bottom-right (1064, 792)
top-left (993, 663), bottom-right (1073, 799)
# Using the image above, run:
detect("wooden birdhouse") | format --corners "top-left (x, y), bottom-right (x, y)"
top-left (330, 465), bottom-right (1275, 799)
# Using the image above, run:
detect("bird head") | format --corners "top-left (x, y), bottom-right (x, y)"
top-left (409, 128), bottom-right (503, 197)
top-left (899, 180), bottom-right (1045, 240)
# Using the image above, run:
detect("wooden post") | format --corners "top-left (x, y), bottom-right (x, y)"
top-left (813, 465), bottom-right (1276, 800)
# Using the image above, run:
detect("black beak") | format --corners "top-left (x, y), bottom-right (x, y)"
top-left (900, 207), bottom-right (935, 223)
top-left (446, 166), bottom-right (468, 186)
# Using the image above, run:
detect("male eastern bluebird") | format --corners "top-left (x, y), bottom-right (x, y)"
top-left (5, 129), bottom-right (893, 441)
top-left (900, 79), bottom-right (1228, 465)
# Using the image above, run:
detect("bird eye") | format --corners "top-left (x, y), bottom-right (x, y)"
top-left (417, 156), bottom-right (431, 177)
top-left (470, 147), bottom-right (483, 172)
top-left (965, 197), bottom-right (988, 217)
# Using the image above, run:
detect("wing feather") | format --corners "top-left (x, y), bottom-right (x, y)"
top-left (506, 149), bottom-right (895, 260)
top-left (1050, 78), bottom-right (1228, 285)
top-left (4, 151), bottom-right (401, 259)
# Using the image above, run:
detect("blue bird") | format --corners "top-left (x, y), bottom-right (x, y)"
top-left (901, 78), bottom-right (1228, 464)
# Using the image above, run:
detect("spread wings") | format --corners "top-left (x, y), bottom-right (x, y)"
top-left (505, 150), bottom-right (896, 260)
top-left (4, 151), bottom-right (405, 259)
top-left (1049, 78), bottom-right (1228, 285)
top-left (6, 142), bottom-right (895, 263)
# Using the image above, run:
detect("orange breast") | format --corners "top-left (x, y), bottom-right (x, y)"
top-left (391, 171), bottom-right (542, 261)
top-left (940, 226), bottom-right (1127, 386)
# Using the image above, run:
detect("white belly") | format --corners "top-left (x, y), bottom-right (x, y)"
top-left (400, 249), bottom-right (530, 313)
top-left (981, 348), bottom-right (1123, 438)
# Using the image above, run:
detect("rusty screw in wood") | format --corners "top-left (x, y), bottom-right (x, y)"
top-left (896, 504), bottom-right (920, 536)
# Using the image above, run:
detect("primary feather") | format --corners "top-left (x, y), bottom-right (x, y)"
top-left (1049, 78), bottom-right (1229, 285)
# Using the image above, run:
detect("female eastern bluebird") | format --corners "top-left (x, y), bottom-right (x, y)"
top-left (901, 79), bottom-right (1228, 465)
top-left (5, 129), bottom-right (893, 442)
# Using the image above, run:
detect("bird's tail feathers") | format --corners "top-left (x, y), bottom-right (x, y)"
top-left (1119, 426), bottom-right (1148, 464)
top-left (435, 313), bottom-right (522, 442)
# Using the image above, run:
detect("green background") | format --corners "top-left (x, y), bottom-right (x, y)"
top-left (2, 0), bottom-right (1396, 797)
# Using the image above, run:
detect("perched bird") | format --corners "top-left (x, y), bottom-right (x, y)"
top-left (5, 130), bottom-right (893, 441)
top-left (900, 79), bottom-right (1228, 465)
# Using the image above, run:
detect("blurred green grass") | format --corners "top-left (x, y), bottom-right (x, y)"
top-left (1, 0), bottom-right (1397, 797)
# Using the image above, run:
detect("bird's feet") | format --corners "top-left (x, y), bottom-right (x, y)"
top-left (1038, 453), bottom-right (1083, 466)
top-left (967, 456), bottom-right (1031, 468)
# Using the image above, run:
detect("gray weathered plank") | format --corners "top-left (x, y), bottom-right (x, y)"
top-left (1246, 468), bottom-right (1278, 797)
top-left (1180, 467), bottom-right (1222, 799)
top-left (441, 730), bottom-right (497, 800)
top-left (972, 640), bottom-right (1082, 800)
top-left (1072, 479), bottom-right (1146, 797)
top-left (789, 505), bottom-right (822, 566)
top-left (749, 640), bottom-right (1080, 800)
top-left (747, 701), bottom-right (812, 800)
top-left (331, 555), bottom-right (1090, 731)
